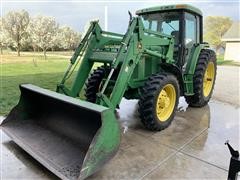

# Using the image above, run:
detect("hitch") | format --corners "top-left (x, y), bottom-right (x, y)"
top-left (225, 140), bottom-right (240, 180)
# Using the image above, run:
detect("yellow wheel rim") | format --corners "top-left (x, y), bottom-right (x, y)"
top-left (203, 62), bottom-right (215, 97)
top-left (156, 84), bottom-right (176, 122)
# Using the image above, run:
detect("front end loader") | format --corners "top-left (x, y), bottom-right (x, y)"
top-left (1, 4), bottom-right (217, 179)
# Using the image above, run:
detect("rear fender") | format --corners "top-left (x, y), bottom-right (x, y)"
top-left (183, 43), bottom-right (209, 95)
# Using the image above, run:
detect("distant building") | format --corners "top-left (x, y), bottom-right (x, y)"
top-left (221, 22), bottom-right (240, 62)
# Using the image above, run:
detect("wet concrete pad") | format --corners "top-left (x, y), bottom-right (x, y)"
top-left (181, 101), bottom-right (240, 170)
top-left (148, 105), bottom-right (210, 149)
top-left (143, 152), bottom-right (227, 179)
top-left (89, 135), bottom-right (176, 180)
top-left (1, 99), bottom-right (239, 179)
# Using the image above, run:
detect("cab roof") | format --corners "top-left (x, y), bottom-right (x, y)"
top-left (136, 4), bottom-right (202, 16)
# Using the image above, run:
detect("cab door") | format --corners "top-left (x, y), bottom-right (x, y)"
top-left (183, 12), bottom-right (200, 70)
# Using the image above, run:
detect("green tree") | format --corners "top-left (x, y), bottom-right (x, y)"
top-left (59, 26), bottom-right (81, 50)
top-left (0, 19), bottom-right (8, 54)
top-left (2, 10), bottom-right (30, 56)
top-left (29, 15), bottom-right (58, 59)
top-left (203, 16), bottom-right (232, 53)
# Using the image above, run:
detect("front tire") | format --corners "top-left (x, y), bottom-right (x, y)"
top-left (186, 49), bottom-right (217, 107)
top-left (138, 73), bottom-right (180, 131)
top-left (85, 66), bottom-right (110, 103)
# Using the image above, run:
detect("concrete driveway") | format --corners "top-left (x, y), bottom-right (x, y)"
top-left (1, 66), bottom-right (239, 179)
top-left (213, 66), bottom-right (240, 107)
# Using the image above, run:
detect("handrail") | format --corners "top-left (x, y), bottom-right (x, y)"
top-left (102, 31), bottom-right (124, 38)
top-left (144, 29), bottom-right (172, 39)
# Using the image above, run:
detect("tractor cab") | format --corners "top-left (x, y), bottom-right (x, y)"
top-left (136, 4), bottom-right (203, 68)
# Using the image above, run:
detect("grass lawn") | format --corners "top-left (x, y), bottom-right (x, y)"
top-left (217, 55), bottom-right (240, 66)
top-left (0, 52), bottom-right (78, 115)
top-left (1, 51), bottom-right (239, 115)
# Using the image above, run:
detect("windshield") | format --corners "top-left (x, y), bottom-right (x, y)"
top-left (141, 11), bottom-right (180, 39)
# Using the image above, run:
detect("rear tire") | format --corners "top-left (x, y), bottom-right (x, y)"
top-left (138, 73), bottom-right (180, 131)
top-left (185, 49), bottom-right (217, 107)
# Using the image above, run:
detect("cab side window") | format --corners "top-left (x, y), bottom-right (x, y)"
top-left (150, 20), bottom-right (158, 31)
top-left (185, 13), bottom-right (198, 45)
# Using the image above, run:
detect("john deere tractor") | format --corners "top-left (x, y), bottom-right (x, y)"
top-left (1, 4), bottom-right (216, 180)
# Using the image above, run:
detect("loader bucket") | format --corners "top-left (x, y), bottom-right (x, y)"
top-left (1, 84), bottom-right (121, 180)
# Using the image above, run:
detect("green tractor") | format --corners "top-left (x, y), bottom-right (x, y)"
top-left (1, 4), bottom-right (216, 180)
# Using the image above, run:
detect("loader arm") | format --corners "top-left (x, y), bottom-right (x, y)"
top-left (106, 19), bottom-right (175, 108)
top-left (56, 21), bottom-right (123, 96)
top-left (58, 17), bottom-right (175, 109)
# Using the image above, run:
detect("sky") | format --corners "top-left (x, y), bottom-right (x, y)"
top-left (1, 0), bottom-right (239, 33)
